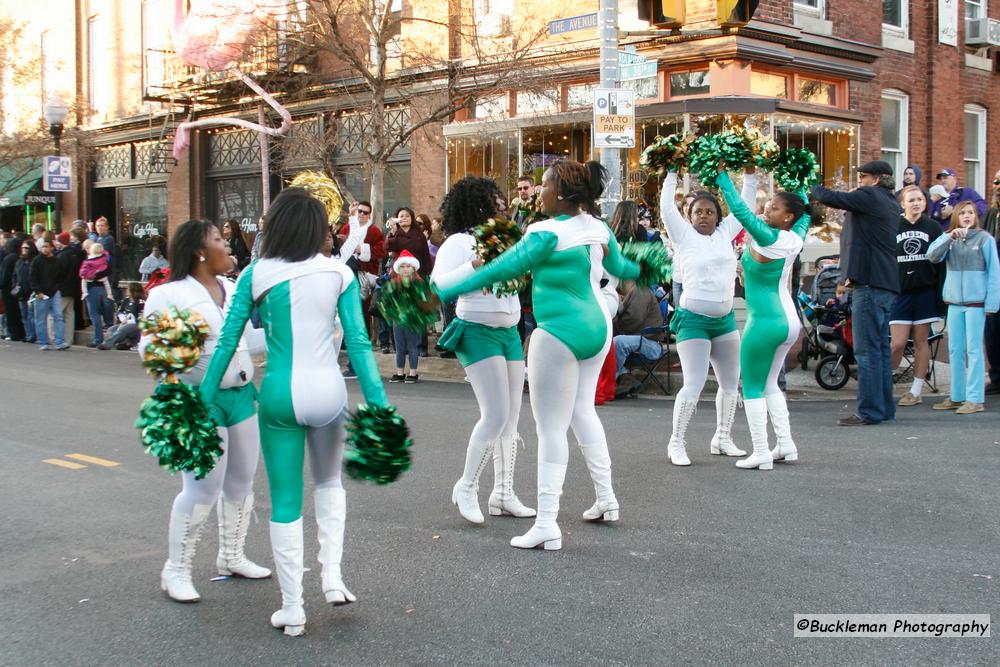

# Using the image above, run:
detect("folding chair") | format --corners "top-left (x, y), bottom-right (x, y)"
top-left (622, 291), bottom-right (673, 395)
top-left (896, 320), bottom-right (945, 393)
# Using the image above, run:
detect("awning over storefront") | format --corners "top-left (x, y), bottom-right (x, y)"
top-left (0, 161), bottom-right (43, 208)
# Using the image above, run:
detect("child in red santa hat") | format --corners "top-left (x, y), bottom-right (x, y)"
top-left (389, 250), bottom-right (424, 383)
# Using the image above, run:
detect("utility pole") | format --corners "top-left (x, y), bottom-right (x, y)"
top-left (598, 0), bottom-right (620, 217)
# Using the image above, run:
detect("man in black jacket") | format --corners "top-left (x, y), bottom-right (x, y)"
top-left (812, 160), bottom-right (902, 426)
top-left (28, 239), bottom-right (68, 350)
top-left (56, 231), bottom-right (85, 347)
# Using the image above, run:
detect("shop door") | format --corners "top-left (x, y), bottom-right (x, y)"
top-left (118, 186), bottom-right (168, 281)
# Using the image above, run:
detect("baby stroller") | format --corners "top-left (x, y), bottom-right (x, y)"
top-left (797, 256), bottom-right (843, 369)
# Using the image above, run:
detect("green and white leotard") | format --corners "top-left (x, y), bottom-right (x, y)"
top-left (717, 171), bottom-right (809, 399)
top-left (434, 214), bottom-right (640, 359)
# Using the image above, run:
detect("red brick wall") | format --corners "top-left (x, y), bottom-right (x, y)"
top-left (752, 1), bottom-right (1000, 189)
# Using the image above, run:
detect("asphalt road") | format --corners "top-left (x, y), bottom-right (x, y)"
top-left (2, 343), bottom-right (999, 666)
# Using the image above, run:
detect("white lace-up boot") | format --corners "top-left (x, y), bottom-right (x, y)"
top-left (735, 398), bottom-right (774, 470)
top-left (216, 494), bottom-right (272, 579)
top-left (510, 462), bottom-right (567, 551)
top-left (668, 395), bottom-right (698, 466)
top-left (710, 390), bottom-right (746, 456)
top-left (160, 503), bottom-right (212, 602)
top-left (488, 434), bottom-right (536, 517)
top-left (315, 487), bottom-right (356, 605)
top-left (451, 437), bottom-right (495, 524)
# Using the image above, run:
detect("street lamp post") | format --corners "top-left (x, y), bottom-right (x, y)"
top-left (43, 95), bottom-right (69, 231)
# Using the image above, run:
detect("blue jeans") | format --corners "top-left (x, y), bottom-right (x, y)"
top-left (947, 305), bottom-right (987, 404)
top-left (19, 300), bottom-right (36, 341)
top-left (33, 291), bottom-right (65, 347)
top-left (614, 335), bottom-right (661, 377)
top-left (86, 285), bottom-right (109, 345)
top-left (393, 325), bottom-right (422, 370)
top-left (851, 286), bottom-right (896, 423)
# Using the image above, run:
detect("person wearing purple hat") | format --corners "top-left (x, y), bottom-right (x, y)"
top-left (811, 160), bottom-right (902, 425)
top-left (930, 168), bottom-right (987, 230)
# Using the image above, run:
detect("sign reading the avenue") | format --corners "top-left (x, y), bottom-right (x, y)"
top-left (548, 13), bottom-right (598, 36)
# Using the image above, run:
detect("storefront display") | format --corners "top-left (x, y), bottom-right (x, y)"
top-left (119, 186), bottom-right (168, 280)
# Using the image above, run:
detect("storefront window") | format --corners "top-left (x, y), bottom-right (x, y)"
top-left (522, 125), bottom-right (591, 186)
top-left (751, 70), bottom-right (788, 99)
top-left (669, 70), bottom-right (710, 97)
top-left (336, 163), bottom-right (412, 223)
top-left (797, 78), bottom-right (837, 106)
top-left (516, 90), bottom-right (559, 116)
top-left (447, 133), bottom-right (520, 199)
top-left (212, 175), bottom-right (263, 246)
top-left (628, 117), bottom-right (684, 206)
top-left (118, 186), bottom-right (168, 281)
top-left (567, 83), bottom-right (598, 110)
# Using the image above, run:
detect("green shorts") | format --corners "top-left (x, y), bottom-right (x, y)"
top-left (669, 307), bottom-right (737, 343)
top-left (208, 382), bottom-right (258, 428)
top-left (437, 317), bottom-right (524, 367)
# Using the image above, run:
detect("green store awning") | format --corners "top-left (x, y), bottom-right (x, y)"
top-left (0, 161), bottom-right (43, 208)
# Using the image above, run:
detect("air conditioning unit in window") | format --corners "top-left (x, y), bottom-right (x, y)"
top-left (966, 18), bottom-right (1000, 47)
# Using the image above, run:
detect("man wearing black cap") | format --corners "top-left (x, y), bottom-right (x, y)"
top-left (811, 161), bottom-right (902, 426)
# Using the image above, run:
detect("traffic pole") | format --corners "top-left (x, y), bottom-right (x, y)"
top-left (598, 0), bottom-right (621, 218)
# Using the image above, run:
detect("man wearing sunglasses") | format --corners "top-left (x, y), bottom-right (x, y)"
top-left (929, 168), bottom-right (987, 230)
top-left (509, 175), bottom-right (536, 229)
top-left (985, 169), bottom-right (1000, 395)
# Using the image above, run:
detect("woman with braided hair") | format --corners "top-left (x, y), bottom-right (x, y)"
top-left (432, 177), bottom-right (534, 524)
top-left (433, 160), bottom-right (643, 551)
top-left (716, 167), bottom-right (810, 470)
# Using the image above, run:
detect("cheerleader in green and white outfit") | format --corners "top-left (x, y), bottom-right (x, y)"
top-left (433, 177), bottom-right (535, 524)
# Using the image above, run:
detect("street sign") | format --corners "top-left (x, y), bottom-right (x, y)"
top-left (618, 47), bottom-right (658, 81)
top-left (593, 88), bottom-right (636, 149)
top-left (548, 12), bottom-right (598, 36)
top-left (43, 155), bottom-right (72, 192)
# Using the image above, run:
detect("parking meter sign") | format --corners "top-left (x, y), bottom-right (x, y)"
top-left (593, 89), bottom-right (635, 149)
top-left (43, 156), bottom-right (73, 192)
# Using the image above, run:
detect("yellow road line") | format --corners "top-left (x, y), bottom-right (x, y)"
top-left (65, 453), bottom-right (121, 467)
top-left (43, 458), bottom-right (86, 470)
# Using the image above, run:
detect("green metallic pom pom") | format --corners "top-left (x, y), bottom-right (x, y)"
top-left (134, 382), bottom-right (223, 480)
top-left (639, 132), bottom-right (696, 175)
top-left (621, 240), bottom-right (673, 287)
top-left (378, 276), bottom-right (440, 331)
top-left (473, 216), bottom-right (527, 297)
top-left (690, 132), bottom-right (754, 188)
top-left (344, 404), bottom-right (413, 485)
top-left (771, 148), bottom-right (821, 192)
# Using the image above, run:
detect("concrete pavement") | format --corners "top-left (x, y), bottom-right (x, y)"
top-left (1, 342), bottom-right (998, 665)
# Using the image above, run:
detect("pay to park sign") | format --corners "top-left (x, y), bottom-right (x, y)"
top-left (593, 88), bottom-right (635, 149)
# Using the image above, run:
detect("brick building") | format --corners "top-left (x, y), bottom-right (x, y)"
top-left (0, 0), bottom-right (997, 278)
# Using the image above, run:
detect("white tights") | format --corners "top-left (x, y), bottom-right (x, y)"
top-left (172, 415), bottom-right (261, 516)
top-left (528, 328), bottom-right (609, 466)
top-left (675, 331), bottom-right (741, 400)
top-left (307, 413), bottom-right (347, 491)
top-left (466, 357), bottom-right (524, 442)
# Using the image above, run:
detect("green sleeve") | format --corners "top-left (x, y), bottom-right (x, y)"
top-left (338, 280), bottom-right (388, 408)
top-left (199, 263), bottom-right (255, 408)
top-left (717, 170), bottom-right (779, 247)
top-left (791, 191), bottom-right (811, 240)
top-left (434, 231), bottom-right (557, 303)
top-left (602, 233), bottom-right (641, 280)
